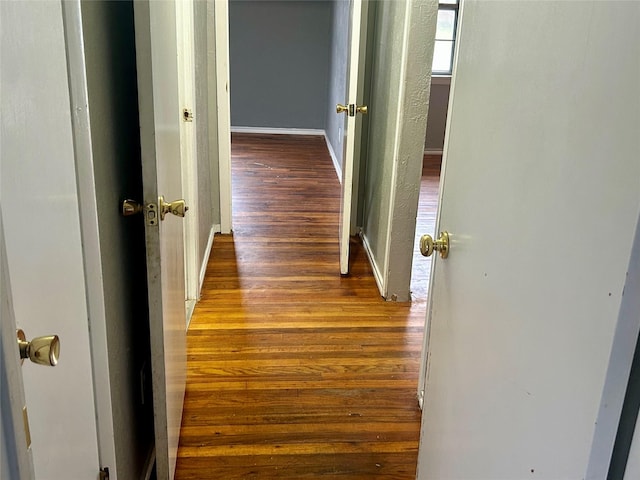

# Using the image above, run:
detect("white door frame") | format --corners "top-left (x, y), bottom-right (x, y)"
top-left (2, 0), bottom-right (115, 476)
top-left (176, 0), bottom-right (200, 319)
top-left (61, 1), bottom-right (118, 473)
top-left (214, 0), bottom-right (232, 234)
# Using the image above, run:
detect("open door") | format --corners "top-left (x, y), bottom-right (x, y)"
top-left (1, 1), bottom-right (107, 478)
top-left (133, 1), bottom-right (188, 478)
top-left (1, 214), bottom-right (35, 480)
top-left (337, 0), bottom-right (369, 275)
top-left (417, 1), bottom-right (640, 478)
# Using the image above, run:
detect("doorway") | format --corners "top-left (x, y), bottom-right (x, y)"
top-left (227, 0), bottom-right (351, 228)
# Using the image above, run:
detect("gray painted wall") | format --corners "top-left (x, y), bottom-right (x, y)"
top-left (325, 0), bottom-right (350, 169)
top-left (425, 82), bottom-right (451, 151)
top-left (229, 0), bottom-right (332, 129)
top-left (80, 1), bottom-right (154, 477)
top-left (361, 0), bottom-right (436, 301)
top-left (194, 0), bottom-right (217, 266)
top-left (362, 1), bottom-right (404, 298)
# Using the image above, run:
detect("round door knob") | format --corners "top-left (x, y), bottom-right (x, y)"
top-left (17, 329), bottom-right (60, 366)
top-left (159, 196), bottom-right (189, 220)
top-left (420, 231), bottom-right (450, 259)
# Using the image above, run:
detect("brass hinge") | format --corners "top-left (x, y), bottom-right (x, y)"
top-left (99, 467), bottom-right (110, 480)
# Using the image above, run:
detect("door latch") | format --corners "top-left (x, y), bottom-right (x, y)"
top-left (336, 103), bottom-right (368, 117)
top-left (122, 198), bottom-right (188, 224)
top-left (122, 199), bottom-right (159, 226)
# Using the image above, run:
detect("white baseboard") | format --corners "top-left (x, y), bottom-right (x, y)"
top-left (186, 299), bottom-right (196, 329)
top-left (199, 225), bottom-right (216, 294)
top-left (424, 148), bottom-right (444, 155)
top-left (323, 132), bottom-right (342, 184)
top-left (231, 126), bottom-right (325, 136)
top-left (360, 231), bottom-right (386, 298)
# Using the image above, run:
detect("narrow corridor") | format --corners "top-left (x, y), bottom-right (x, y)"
top-left (176, 134), bottom-right (439, 479)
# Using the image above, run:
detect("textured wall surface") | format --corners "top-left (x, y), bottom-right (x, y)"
top-left (229, 0), bottom-right (332, 129)
top-left (325, 0), bottom-right (350, 170)
top-left (194, 0), bottom-right (216, 266)
top-left (361, 0), bottom-right (437, 300)
top-left (362, 1), bottom-right (406, 284)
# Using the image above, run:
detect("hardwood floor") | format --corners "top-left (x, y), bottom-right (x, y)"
top-left (175, 134), bottom-right (439, 479)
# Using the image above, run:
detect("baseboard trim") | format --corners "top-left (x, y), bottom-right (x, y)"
top-left (323, 132), bottom-right (342, 183)
top-left (186, 299), bottom-right (196, 329)
top-left (360, 231), bottom-right (386, 298)
top-left (231, 126), bottom-right (325, 136)
top-left (199, 225), bottom-right (216, 294)
top-left (424, 148), bottom-right (444, 155)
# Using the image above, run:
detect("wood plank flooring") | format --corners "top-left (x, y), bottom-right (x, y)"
top-left (175, 134), bottom-right (439, 479)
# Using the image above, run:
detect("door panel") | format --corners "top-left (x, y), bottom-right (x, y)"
top-left (133, 1), bottom-right (187, 478)
top-left (0, 1), bottom-right (102, 478)
top-left (339, 0), bottom-right (369, 275)
top-left (0, 215), bottom-right (35, 480)
top-left (418, 1), bottom-right (640, 478)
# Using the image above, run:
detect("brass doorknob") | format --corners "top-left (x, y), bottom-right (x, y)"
top-left (17, 329), bottom-right (60, 366)
top-left (420, 231), bottom-right (450, 259)
top-left (122, 199), bottom-right (143, 216)
top-left (159, 196), bottom-right (188, 220)
top-left (356, 105), bottom-right (368, 114)
top-left (336, 104), bottom-right (349, 114)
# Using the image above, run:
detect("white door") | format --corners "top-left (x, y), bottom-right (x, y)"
top-left (338, 0), bottom-right (369, 275)
top-left (133, 1), bottom-right (188, 478)
top-left (1, 1), bottom-right (104, 478)
top-left (417, 1), bottom-right (640, 479)
top-left (1, 216), bottom-right (35, 480)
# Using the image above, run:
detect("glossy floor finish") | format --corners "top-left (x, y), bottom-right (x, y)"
top-left (175, 134), bottom-right (440, 479)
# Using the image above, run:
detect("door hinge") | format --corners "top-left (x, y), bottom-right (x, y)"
top-left (99, 467), bottom-right (110, 480)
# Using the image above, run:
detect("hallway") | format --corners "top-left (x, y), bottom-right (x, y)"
top-left (175, 134), bottom-right (438, 479)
